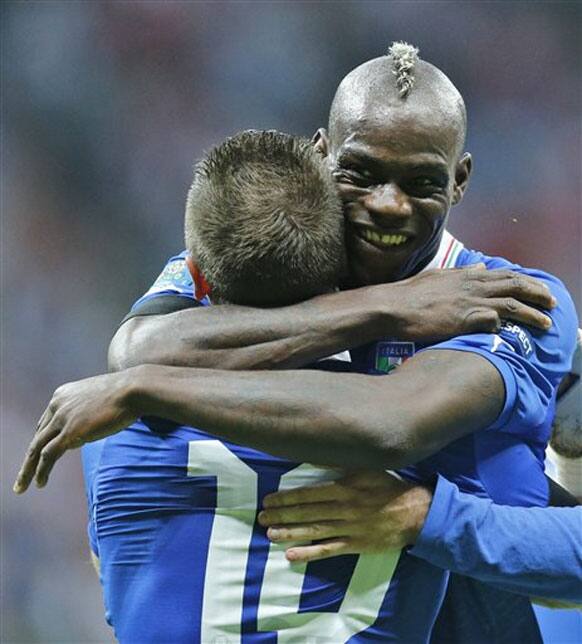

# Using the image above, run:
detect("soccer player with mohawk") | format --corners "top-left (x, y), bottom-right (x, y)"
top-left (17, 44), bottom-right (579, 642)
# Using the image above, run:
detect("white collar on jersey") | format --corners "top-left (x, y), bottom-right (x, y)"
top-left (325, 231), bottom-right (465, 364)
top-left (420, 230), bottom-right (465, 272)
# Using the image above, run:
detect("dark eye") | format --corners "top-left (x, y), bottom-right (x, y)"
top-left (408, 176), bottom-right (445, 195)
top-left (333, 168), bottom-right (371, 188)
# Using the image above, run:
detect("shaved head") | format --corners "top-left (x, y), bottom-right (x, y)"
top-left (316, 43), bottom-right (473, 286)
top-left (329, 48), bottom-right (467, 157)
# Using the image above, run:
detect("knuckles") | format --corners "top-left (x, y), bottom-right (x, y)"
top-left (505, 298), bottom-right (519, 313)
top-left (511, 276), bottom-right (525, 291)
top-left (318, 543), bottom-right (333, 557)
top-left (485, 311), bottom-right (502, 332)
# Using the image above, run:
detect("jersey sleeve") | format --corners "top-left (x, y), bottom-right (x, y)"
top-left (121, 252), bottom-right (210, 324)
top-left (131, 252), bottom-right (198, 309)
top-left (422, 269), bottom-right (579, 439)
top-left (409, 475), bottom-right (582, 604)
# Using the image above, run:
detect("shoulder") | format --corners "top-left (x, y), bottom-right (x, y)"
top-left (457, 247), bottom-right (579, 359)
top-left (128, 251), bottom-right (211, 314)
top-left (141, 251), bottom-right (194, 298)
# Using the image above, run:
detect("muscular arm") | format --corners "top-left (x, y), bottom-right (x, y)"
top-left (124, 349), bottom-right (504, 469)
top-left (15, 268), bottom-right (571, 490)
top-left (108, 288), bottom-right (387, 371)
top-left (14, 348), bottom-right (504, 492)
top-left (108, 267), bottom-right (555, 371)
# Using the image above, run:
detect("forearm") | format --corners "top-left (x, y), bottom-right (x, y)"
top-left (109, 265), bottom-right (559, 372)
top-left (410, 476), bottom-right (582, 603)
top-left (109, 286), bottom-right (390, 372)
top-left (130, 364), bottom-right (394, 468)
top-left (126, 350), bottom-right (502, 469)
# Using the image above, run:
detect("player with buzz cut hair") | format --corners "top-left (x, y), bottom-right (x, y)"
top-left (16, 43), bottom-right (579, 644)
top-left (54, 130), bottom-right (378, 644)
top-left (185, 130), bottom-right (346, 307)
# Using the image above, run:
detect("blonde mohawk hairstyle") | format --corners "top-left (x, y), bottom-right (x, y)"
top-left (388, 41), bottom-right (420, 98)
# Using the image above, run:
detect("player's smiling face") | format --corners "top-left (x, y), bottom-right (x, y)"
top-left (315, 109), bottom-right (471, 287)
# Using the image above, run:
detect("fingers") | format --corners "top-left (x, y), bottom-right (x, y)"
top-left (259, 501), bottom-right (357, 526)
top-left (34, 434), bottom-right (68, 488)
top-left (285, 539), bottom-right (353, 563)
top-left (35, 404), bottom-right (54, 433)
top-left (463, 301), bottom-right (552, 334)
top-left (263, 479), bottom-right (353, 509)
top-left (484, 271), bottom-right (556, 310)
top-left (266, 520), bottom-right (350, 543)
top-left (491, 298), bottom-right (553, 330)
top-left (13, 422), bottom-right (62, 494)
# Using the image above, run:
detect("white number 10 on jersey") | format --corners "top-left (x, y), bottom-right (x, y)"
top-left (188, 441), bottom-right (400, 643)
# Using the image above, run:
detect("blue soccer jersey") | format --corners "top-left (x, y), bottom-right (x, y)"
top-left (83, 231), bottom-right (578, 643)
top-left (83, 423), bottom-right (447, 643)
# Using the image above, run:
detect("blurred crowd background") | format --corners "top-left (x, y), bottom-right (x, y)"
top-left (2, 1), bottom-right (580, 641)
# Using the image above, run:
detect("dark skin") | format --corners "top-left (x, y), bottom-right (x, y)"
top-left (108, 266), bottom-right (553, 371)
top-left (15, 59), bottom-right (559, 491)
top-left (108, 98), bottom-right (553, 373)
top-left (15, 349), bottom-right (503, 490)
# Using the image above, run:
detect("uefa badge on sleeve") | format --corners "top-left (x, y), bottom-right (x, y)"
top-left (374, 342), bottom-right (415, 373)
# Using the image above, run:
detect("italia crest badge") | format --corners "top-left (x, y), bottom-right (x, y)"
top-left (374, 341), bottom-right (415, 373)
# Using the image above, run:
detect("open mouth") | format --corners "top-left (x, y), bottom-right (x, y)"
top-left (355, 227), bottom-right (412, 249)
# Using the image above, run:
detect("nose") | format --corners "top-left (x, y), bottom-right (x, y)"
top-left (362, 183), bottom-right (412, 225)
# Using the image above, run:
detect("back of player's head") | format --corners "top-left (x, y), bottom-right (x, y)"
top-left (185, 130), bottom-right (346, 306)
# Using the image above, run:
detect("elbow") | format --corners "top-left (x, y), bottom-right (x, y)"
top-left (376, 438), bottom-right (419, 471)
top-left (107, 315), bottom-right (213, 370)
top-left (365, 414), bottom-right (424, 470)
top-left (341, 409), bottom-right (421, 470)
top-left (108, 319), bottom-right (149, 372)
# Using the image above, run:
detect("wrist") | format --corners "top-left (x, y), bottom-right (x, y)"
top-left (363, 283), bottom-right (408, 339)
top-left (403, 485), bottom-right (433, 545)
top-left (118, 364), bottom-right (157, 416)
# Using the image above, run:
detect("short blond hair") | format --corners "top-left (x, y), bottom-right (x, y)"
top-left (185, 130), bottom-right (346, 306)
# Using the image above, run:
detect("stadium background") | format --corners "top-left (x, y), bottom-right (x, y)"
top-left (1, 1), bottom-right (580, 641)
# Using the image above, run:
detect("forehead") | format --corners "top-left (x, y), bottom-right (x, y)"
top-left (333, 106), bottom-right (461, 167)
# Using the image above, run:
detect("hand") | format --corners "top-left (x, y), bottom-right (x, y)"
top-left (13, 369), bottom-right (140, 494)
top-left (390, 264), bottom-right (556, 342)
top-left (258, 470), bottom-right (432, 563)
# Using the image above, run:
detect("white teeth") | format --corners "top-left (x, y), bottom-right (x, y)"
top-left (362, 229), bottom-right (408, 246)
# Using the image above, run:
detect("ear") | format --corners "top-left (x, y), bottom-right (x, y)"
top-left (452, 153), bottom-right (472, 205)
top-left (312, 128), bottom-right (330, 157)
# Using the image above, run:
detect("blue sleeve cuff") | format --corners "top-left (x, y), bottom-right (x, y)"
top-left (409, 475), bottom-right (457, 561)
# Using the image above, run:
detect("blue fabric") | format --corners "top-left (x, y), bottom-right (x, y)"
top-left (534, 605), bottom-right (582, 644)
top-left (411, 476), bottom-right (582, 604)
top-left (83, 423), bottom-right (447, 643)
top-left (131, 251), bottom-right (210, 310)
top-left (83, 246), bottom-right (578, 643)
